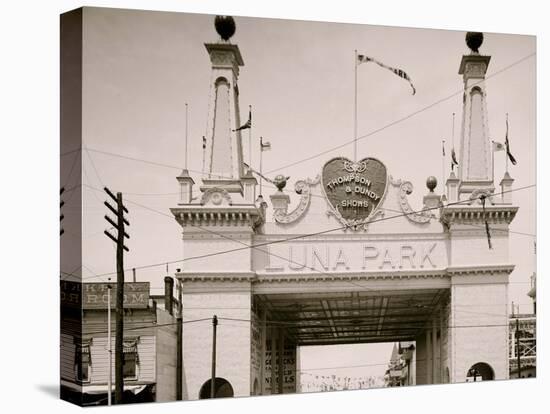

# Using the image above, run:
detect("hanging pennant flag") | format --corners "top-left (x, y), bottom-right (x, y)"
top-left (202, 136), bottom-right (206, 149)
top-left (260, 137), bottom-right (271, 151)
top-left (233, 108), bottom-right (252, 131)
top-left (357, 54), bottom-right (416, 95)
top-left (442, 140), bottom-right (446, 156)
top-left (480, 195), bottom-right (492, 249)
top-left (451, 148), bottom-right (459, 171)
top-left (505, 115), bottom-right (517, 165)
top-left (492, 140), bottom-right (505, 152)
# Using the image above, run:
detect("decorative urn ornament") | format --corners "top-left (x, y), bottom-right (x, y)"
top-left (215, 15), bottom-right (236, 41)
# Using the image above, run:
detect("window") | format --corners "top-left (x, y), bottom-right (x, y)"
top-left (123, 338), bottom-right (139, 380)
top-left (75, 342), bottom-right (91, 383)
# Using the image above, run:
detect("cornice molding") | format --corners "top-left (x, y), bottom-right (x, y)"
top-left (441, 205), bottom-right (518, 226)
top-left (254, 232), bottom-right (448, 243)
top-left (171, 205), bottom-right (264, 230)
top-left (176, 271), bottom-right (257, 283)
top-left (446, 264), bottom-right (515, 276)
top-left (175, 266), bottom-right (514, 284)
top-left (255, 269), bottom-right (446, 284)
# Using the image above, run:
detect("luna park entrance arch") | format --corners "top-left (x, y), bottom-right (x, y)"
top-left (173, 160), bottom-right (514, 399)
top-left (171, 24), bottom-right (516, 400)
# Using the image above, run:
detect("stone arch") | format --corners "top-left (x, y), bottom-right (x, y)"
top-left (199, 377), bottom-right (234, 399)
top-left (215, 76), bottom-right (230, 87)
top-left (470, 85), bottom-right (483, 95)
top-left (466, 362), bottom-right (494, 382)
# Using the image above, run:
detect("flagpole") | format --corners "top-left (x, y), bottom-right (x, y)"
top-left (451, 112), bottom-right (456, 174)
top-left (248, 105), bottom-right (252, 173)
top-left (259, 136), bottom-right (263, 196)
top-left (185, 103), bottom-right (188, 169)
top-left (442, 139), bottom-right (445, 191)
top-left (505, 113), bottom-right (509, 173)
top-left (202, 136), bottom-right (206, 177)
top-left (491, 140), bottom-right (495, 181)
top-left (354, 49), bottom-right (358, 162)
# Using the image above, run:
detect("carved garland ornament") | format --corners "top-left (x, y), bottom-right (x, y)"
top-left (273, 175), bottom-right (320, 224)
top-left (200, 187), bottom-right (233, 206)
top-left (390, 176), bottom-right (433, 224)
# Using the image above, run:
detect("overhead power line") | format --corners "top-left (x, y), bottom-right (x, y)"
top-left (78, 183), bottom-right (535, 280)
top-left (265, 52), bottom-right (535, 175)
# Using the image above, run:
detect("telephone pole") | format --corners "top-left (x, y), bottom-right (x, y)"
top-left (176, 279), bottom-right (183, 400)
top-left (107, 279), bottom-right (112, 406)
top-left (211, 315), bottom-right (218, 398)
top-left (104, 187), bottom-right (129, 404)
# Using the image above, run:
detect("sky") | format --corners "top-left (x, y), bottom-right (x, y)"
top-left (61, 7), bottom-right (536, 380)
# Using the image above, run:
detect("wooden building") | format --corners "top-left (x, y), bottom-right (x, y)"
top-left (60, 278), bottom-right (180, 405)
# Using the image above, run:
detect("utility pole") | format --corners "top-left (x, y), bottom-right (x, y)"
top-left (107, 279), bottom-right (112, 406)
top-left (60, 187), bottom-right (65, 236)
top-left (176, 278), bottom-right (183, 400)
top-left (516, 318), bottom-right (521, 379)
top-left (211, 315), bottom-right (218, 398)
top-left (103, 187), bottom-right (129, 404)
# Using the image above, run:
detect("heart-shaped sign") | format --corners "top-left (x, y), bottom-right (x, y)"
top-left (321, 157), bottom-right (387, 229)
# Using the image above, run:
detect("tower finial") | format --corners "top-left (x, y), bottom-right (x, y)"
top-left (465, 32), bottom-right (484, 53)
top-left (215, 16), bottom-right (236, 41)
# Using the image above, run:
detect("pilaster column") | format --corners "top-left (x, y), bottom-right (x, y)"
top-left (432, 322), bottom-right (438, 383)
top-left (270, 327), bottom-right (277, 394)
top-left (440, 307), bottom-right (445, 382)
top-left (260, 310), bottom-right (267, 395)
top-left (426, 330), bottom-right (432, 384)
top-left (278, 329), bottom-right (285, 394)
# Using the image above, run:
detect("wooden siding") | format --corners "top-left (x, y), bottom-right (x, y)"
top-left (89, 336), bottom-right (156, 384)
top-left (61, 334), bottom-right (156, 385)
top-left (61, 333), bottom-right (76, 381)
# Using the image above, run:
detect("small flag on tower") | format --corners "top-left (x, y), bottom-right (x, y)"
top-left (233, 108), bottom-right (252, 131)
top-left (202, 136), bottom-right (206, 149)
top-left (451, 148), bottom-right (459, 170)
top-left (442, 140), bottom-right (446, 156)
top-left (260, 137), bottom-right (271, 151)
top-left (357, 54), bottom-right (416, 95)
top-left (505, 115), bottom-right (517, 165)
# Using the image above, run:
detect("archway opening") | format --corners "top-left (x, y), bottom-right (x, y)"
top-left (199, 377), bottom-right (234, 399)
top-left (466, 362), bottom-right (494, 382)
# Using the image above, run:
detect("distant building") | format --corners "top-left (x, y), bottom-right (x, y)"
top-left (527, 272), bottom-right (536, 314)
top-left (384, 342), bottom-right (416, 387)
top-left (509, 273), bottom-right (536, 379)
top-left (60, 277), bottom-right (180, 405)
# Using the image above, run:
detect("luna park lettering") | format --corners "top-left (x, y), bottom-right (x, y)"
top-left (265, 243), bottom-right (438, 272)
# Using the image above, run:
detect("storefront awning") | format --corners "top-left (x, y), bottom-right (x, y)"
top-left (61, 380), bottom-right (152, 395)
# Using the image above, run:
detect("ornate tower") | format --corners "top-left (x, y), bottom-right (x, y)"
top-left (170, 16), bottom-right (263, 400)
top-left (457, 32), bottom-right (494, 199)
top-left (441, 32), bottom-right (518, 384)
top-left (202, 16), bottom-right (246, 194)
